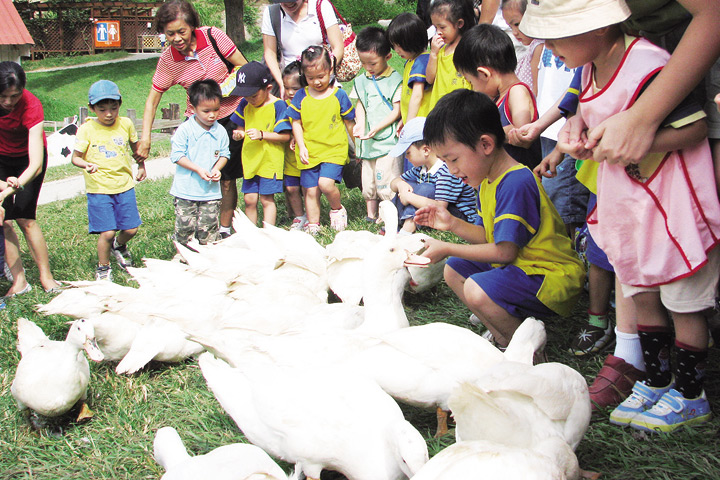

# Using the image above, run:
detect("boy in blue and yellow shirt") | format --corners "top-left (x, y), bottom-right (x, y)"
top-left (416, 89), bottom-right (584, 348)
top-left (230, 61), bottom-right (291, 226)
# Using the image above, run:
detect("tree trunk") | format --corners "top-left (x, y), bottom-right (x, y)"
top-left (224, 0), bottom-right (246, 46)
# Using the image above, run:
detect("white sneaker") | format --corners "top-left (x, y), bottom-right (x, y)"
top-left (290, 215), bottom-right (308, 231)
top-left (329, 205), bottom-right (348, 232)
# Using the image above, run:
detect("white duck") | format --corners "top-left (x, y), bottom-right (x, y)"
top-left (154, 426), bottom-right (288, 480)
top-left (198, 353), bottom-right (429, 480)
top-left (450, 360), bottom-right (591, 451)
top-left (410, 439), bottom-right (578, 480)
top-left (11, 318), bottom-right (104, 421)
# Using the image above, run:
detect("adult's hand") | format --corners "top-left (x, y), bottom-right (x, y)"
top-left (138, 89), bottom-right (164, 161)
top-left (584, 108), bottom-right (657, 166)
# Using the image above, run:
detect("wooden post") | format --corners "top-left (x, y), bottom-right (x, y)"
top-left (126, 108), bottom-right (137, 125)
top-left (79, 107), bottom-right (88, 124)
top-left (160, 103), bottom-right (180, 133)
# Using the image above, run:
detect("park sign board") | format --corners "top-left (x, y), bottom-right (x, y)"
top-left (94, 20), bottom-right (121, 48)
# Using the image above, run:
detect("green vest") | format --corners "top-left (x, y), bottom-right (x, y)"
top-left (353, 71), bottom-right (402, 160)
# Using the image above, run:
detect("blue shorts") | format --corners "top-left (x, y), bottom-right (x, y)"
top-left (540, 138), bottom-right (589, 225)
top-left (87, 189), bottom-right (142, 234)
top-left (242, 175), bottom-right (283, 195)
top-left (585, 194), bottom-right (614, 272)
top-left (300, 163), bottom-right (344, 189)
top-left (446, 257), bottom-right (556, 319)
top-left (284, 174), bottom-right (301, 188)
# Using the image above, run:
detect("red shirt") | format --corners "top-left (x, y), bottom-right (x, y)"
top-left (0, 89), bottom-right (47, 156)
top-left (151, 26), bottom-right (242, 119)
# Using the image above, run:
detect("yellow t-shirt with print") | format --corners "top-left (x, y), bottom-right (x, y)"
top-left (74, 117), bottom-right (138, 194)
top-left (233, 98), bottom-right (286, 180)
top-left (428, 45), bottom-right (471, 110)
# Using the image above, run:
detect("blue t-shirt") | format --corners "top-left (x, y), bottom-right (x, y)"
top-left (170, 116), bottom-right (230, 201)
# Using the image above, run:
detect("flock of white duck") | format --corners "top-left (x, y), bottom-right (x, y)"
top-left (11, 201), bottom-right (594, 480)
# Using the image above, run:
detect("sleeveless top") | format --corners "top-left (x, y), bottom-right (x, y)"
top-left (497, 82), bottom-right (542, 169)
top-left (583, 37), bottom-right (720, 287)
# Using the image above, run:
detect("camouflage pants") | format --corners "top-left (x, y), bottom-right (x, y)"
top-left (173, 197), bottom-right (221, 245)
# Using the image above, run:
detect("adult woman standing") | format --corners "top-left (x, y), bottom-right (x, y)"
top-left (137, 0), bottom-right (247, 237)
top-left (0, 62), bottom-right (61, 296)
top-left (262, 0), bottom-right (344, 100)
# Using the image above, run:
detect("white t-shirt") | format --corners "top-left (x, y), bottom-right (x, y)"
top-left (261, 0), bottom-right (338, 68)
top-left (536, 46), bottom-right (576, 141)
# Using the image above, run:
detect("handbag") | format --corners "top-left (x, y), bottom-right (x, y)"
top-left (317, 0), bottom-right (361, 82)
top-left (207, 27), bottom-right (245, 97)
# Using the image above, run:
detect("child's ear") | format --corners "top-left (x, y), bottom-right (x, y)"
top-left (476, 66), bottom-right (491, 79)
top-left (385, 52), bottom-right (392, 61)
top-left (456, 18), bottom-right (464, 30)
top-left (478, 134), bottom-right (496, 154)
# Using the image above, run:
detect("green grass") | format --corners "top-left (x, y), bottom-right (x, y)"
top-left (0, 177), bottom-right (719, 479)
top-left (22, 51), bottom-right (133, 72)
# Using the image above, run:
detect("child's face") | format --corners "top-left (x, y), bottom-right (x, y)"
top-left (246, 86), bottom-right (271, 108)
top-left (431, 11), bottom-right (463, 45)
top-left (303, 61), bottom-right (332, 92)
top-left (358, 50), bottom-right (391, 77)
top-left (502, 5), bottom-right (533, 46)
top-left (392, 44), bottom-right (413, 61)
top-left (90, 100), bottom-right (120, 127)
top-left (545, 33), bottom-right (597, 69)
top-left (283, 73), bottom-right (302, 101)
top-left (404, 144), bottom-right (428, 168)
top-left (434, 136), bottom-right (489, 188)
top-left (192, 97), bottom-right (221, 130)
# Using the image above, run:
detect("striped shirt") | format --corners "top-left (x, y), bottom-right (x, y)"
top-left (401, 160), bottom-right (478, 223)
top-left (151, 26), bottom-right (241, 119)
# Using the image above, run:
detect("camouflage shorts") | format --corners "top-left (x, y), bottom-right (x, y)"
top-left (173, 197), bottom-right (221, 245)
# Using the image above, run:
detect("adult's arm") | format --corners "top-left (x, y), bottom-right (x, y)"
top-left (137, 88), bottom-right (164, 160)
top-left (586, 0), bottom-right (720, 164)
top-left (477, 0), bottom-right (499, 24)
top-left (263, 34), bottom-right (285, 100)
top-left (227, 49), bottom-right (248, 68)
top-left (326, 23), bottom-right (344, 67)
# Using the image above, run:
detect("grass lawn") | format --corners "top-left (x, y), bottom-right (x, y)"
top-left (0, 176), bottom-right (718, 479)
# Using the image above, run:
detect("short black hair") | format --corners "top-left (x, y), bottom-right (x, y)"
top-left (356, 26), bottom-right (391, 56)
top-left (388, 13), bottom-right (428, 56)
top-left (424, 89), bottom-right (506, 149)
top-left (454, 24), bottom-right (517, 75)
top-left (155, 0), bottom-right (200, 33)
top-left (188, 79), bottom-right (222, 107)
top-left (0, 61), bottom-right (26, 93)
top-left (429, 0), bottom-right (475, 35)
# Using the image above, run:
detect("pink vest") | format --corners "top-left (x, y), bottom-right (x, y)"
top-left (583, 37), bottom-right (720, 287)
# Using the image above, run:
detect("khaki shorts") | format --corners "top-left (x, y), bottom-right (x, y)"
top-left (621, 247), bottom-right (720, 313)
top-left (361, 155), bottom-right (402, 202)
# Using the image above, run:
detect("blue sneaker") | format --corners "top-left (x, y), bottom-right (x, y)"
top-left (629, 388), bottom-right (712, 433)
top-left (609, 380), bottom-right (673, 426)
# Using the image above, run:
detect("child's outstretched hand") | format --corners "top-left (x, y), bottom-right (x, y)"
top-left (557, 115), bottom-right (593, 160)
top-left (352, 123), bottom-right (365, 138)
top-left (299, 145), bottom-right (310, 165)
top-left (246, 128), bottom-right (262, 141)
top-left (85, 164), bottom-right (98, 174)
top-left (418, 237), bottom-right (447, 264)
top-left (359, 127), bottom-right (380, 140)
top-left (508, 121), bottom-right (542, 149)
top-left (232, 129), bottom-right (245, 141)
top-left (414, 205), bottom-right (454, 231)
top-left (290, 138), bottom-right (296, 151)
top-left (533, 148), bottom-right (564, 178)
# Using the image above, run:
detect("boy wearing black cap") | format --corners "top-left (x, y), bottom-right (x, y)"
top-left (230, 61), bottom-right (292, 226)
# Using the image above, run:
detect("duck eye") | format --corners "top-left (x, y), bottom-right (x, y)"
top-left (389, 248), bottom-right (395, 252)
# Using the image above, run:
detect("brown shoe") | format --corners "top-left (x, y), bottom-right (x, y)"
top-left (589, 354), bottom-right (646, 410)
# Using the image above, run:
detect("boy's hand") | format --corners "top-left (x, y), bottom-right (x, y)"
top-left (397, 183), bottom-right (414, 204)
top-left (299, 145), bottom-right (310, 165)
top-left (359, 127), bottom-right (379, 140)
top-left (85, 164), bottom-right (98, 174)
top-left (135, 163), bottom-right (147, 181)
top-left (557, 115), bottom-right (593, 160)
top-left (208, 168), bottom-right (222, 181)
top-left (232, 129), bottom-right (245, 141)
top-left (533, 148), bottom-right (564, 178)
top-left (198, 169), bottom-right (213, 181)
top-left (419, 237), bottom-right (447, 264)
top-left (414, 205), bottom-right (454, 231)
top-left (430, 34), bottom-right (444, 55)
top-left (6, 177), bottom-right (20, 189)
top-left (352, 124), bottom-right (365, 138)
top-left (289, 138), bottom-right (296, 151)
top-left (246, 128), bottom-right (262, 141)
top-left (507, 121), bottom-right (542, 149)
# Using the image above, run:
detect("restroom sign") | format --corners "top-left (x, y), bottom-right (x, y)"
top-left (94, 21), bottom-right (121, 48)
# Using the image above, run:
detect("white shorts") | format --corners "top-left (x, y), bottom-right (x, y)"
top-left (621, 247), bottom-right (720, 313)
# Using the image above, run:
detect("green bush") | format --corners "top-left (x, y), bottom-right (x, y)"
top-left (244, 3), bottom-right (262, 40)
top-left (331, 0), bottom-right (415, 25)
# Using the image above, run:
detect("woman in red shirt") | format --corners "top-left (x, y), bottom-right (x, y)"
top-left (0, 61), bottom-right (61, 296)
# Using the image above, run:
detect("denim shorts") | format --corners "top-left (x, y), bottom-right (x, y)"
top-left (242, 175), bottom-right (283, 195)
top-left (87, 188), bottom-right (142, 233)
top-left (300, 163), bottom-right (344, 189)
top-left (540, 138), bottom-right (589, 225)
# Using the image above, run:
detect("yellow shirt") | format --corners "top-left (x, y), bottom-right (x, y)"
top-left (74, 117), bottom-right (138, 194)
top-left (428, 45), bottom-right (471, 111)
top-left (400, 53), bottom-right (433, 124)
top-left (233, 98), bottom-right (287, 180)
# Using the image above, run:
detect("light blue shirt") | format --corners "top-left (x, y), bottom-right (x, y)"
top-left (170, 115), bottom-right (230, 201)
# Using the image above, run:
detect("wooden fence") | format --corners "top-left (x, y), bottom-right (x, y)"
top-left (44, 103), bottom-right (184, 137)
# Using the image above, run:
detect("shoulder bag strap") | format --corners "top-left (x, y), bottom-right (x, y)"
top-left (207, 27), bottom-right (235, 73)
top-left (317, 0), bottom-right (328, 43)
top-left (269, 4), bottom-right (283, 61)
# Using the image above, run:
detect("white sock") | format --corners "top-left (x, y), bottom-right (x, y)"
top-left (219, 225), bottom-right (231, 234)
top-left (613, 327), bottom-right (645, 372)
